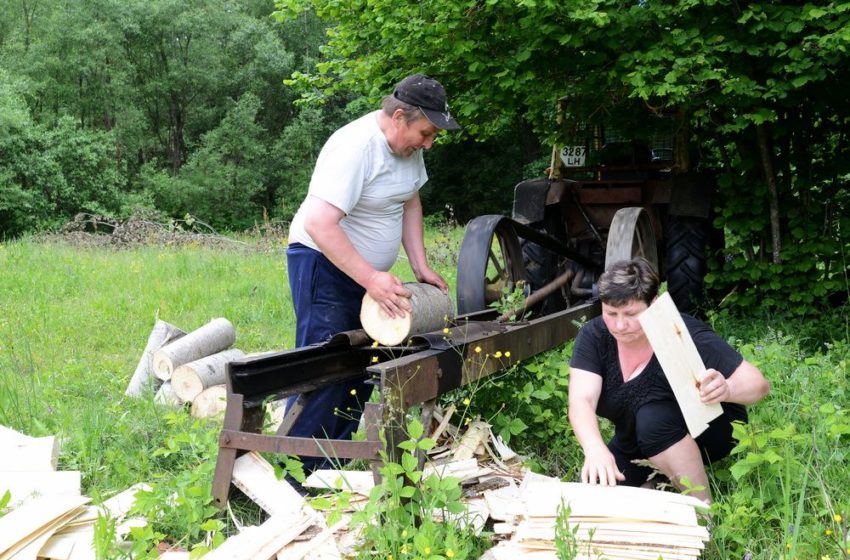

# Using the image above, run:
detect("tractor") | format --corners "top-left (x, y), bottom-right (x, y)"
top-left (456, 102), bottom-right (718, 318)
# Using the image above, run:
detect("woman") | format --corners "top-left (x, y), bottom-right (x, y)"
top-left (568, 258), bottom-right (769, 502)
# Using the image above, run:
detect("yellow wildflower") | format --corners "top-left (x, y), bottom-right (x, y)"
top-left (443, 327), bottom-right (450, 334)
top-left (424, 547), bottom-right (431, 555)
top-left (401, 529), bottom-right (407, 538)
top-left (463, 398), bottom-right (471, 406)
top-left (372, 340), bottom-right (379, 347)
top-left (474, 346), bottom-right (482, 353)
top-left (786, 543), bottom-right (792, 549)
top-left (350, 389), bottom-right (357, 396)
top-left (826, 528), bottom-right (833, 535)
top-left (447, 550), bottom-right (455, 558)
top-left (835, 514), bottom-right (843, 523)
top-left (494, 351), bottom-right (502, 358)
top-left (505, 351), bottom-right (511, 358)
top-left (371, 356), bottom-right (379, 363)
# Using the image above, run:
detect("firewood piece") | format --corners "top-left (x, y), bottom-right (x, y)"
top-left (154, 381), bottom-right (183, 407)
top-left (171, 349), bottom-right (245, 402)
top-left (452, 420), bottom-right (491, 461)
top-left (360, 282), bottom-right (454, 346)
top-left (638, 292), bottom-right (723, 438)
top-left (126, 320), bottom-right (186, 396)
top-left (0, 435), bottom-right (58, 471)
top-left (190, 384), bottom-right (227, 419)
top-left (232, 452), bottom-right (305, 516)
top-left (202, 513), bottom-right (314, 560)
top-left (152, 318), bottom-right (236, 381)
top-left (430, 404), bottom-right (456, 442)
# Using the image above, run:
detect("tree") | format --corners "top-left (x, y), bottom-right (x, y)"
top-left (275, 0), bottom-right (850, 313)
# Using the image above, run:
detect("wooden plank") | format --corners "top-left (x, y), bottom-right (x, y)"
top-left (275, 519), bottom-right (346, 560)
top-left (304, 470), bottom-right (373, 497)
top-left (232, 452), bottom-right (305, 516)
top-left (0, 496), bottom-right (88, 559)
top-left (0, 436), bottom-right (58, 471)
top-left (0, 426), bottom-right (32, 443)
top-left (638, 292), bottom-right (722, 437)
top-left (202, 513), bottom-right (314, 560)
top-left (0, 472), bottom-right (81, 507)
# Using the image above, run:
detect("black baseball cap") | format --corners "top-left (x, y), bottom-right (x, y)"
top-left (392, 74), bottom-right (460, 130)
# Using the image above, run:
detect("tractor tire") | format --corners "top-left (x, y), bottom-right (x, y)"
top-left (665, 215), bottom-right (710, 317)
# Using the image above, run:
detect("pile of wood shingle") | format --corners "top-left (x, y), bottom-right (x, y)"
top-left (0, 425), bottom-right (148, 559)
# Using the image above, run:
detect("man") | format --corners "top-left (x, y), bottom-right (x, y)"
top-left (285, 74), bottom-right (459, 475)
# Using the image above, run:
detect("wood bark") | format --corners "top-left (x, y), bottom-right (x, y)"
top-left (190, 384), bottom-right (227, 419)
top-left (126, 320), bottom-right (186, 396)
top-left (171, 349), bottom-right (244, 402)
top-left (153, 318), bottom-right (235, 380)
top-left (360, 282), bottom-right (454, 345)
top-left (154, 381), bottom-right (183, 407)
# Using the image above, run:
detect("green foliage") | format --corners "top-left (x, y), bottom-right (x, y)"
top-left (0, 116), bottom-right (126, 238)
top-left (488, 280), bottom-right (530, 322)
top-left (346, 419), bottom-right (487, 559)
top-left (128, 412), bottom-right (227, 557)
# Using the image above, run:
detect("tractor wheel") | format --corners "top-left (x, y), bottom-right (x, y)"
top-left (604, 207), bottom-right (659, 271)
top-left (665, 215), bottom-right (709, 316)
top-left (456, 215), bottom-right (528, 315)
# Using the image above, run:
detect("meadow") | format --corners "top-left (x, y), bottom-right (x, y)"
top-left (1, 228), bottom-right (849, 559)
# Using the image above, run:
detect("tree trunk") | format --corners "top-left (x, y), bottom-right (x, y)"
top-left (153, 318), bottom-right (235, 381)
top-left (171, 348), bottom-right (245, 402)
top-left (756, 124), bottom-right (782, 264)
top-left (191, 384), bottom-right (227, 419)
top-left (126, 320), bottom-right (186, 396)
top-left (360, 282), bottom-right (454, 346)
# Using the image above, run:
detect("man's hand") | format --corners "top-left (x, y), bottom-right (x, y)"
top-left (581, 445), bottom-right (626, 486)
top-left (366, 271), bottom-right (412, 319)
top-left (699, 368), bottom-right (731, 404)
top-left (415, 266), bottom-right (448, 293)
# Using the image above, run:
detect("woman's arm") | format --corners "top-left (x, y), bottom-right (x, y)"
top-left (700, 360), bottom-right (770, 405)
top-left (569, 368), bottom-right (625, 486)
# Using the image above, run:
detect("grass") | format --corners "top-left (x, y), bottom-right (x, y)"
top-left (2, 227), bottom-right (850, 559)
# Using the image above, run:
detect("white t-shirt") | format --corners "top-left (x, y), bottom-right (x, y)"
top-left (288, 110), bottom-right (428, 271)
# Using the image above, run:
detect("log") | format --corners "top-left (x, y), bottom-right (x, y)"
top-left (360, 282), bottom-right (454, 346)
top-left (637, 292), bottom-right (722, 438)
top-left (171, 349), bottom-right (245, 402)
top-left (152, 318), bottom-right (235, 381)
top-left (190, 384), bottom-right (227, 419)
top-left (154, 381), bottom-right (183, 407)
top-left (126, 320), bottom-right (186, 396)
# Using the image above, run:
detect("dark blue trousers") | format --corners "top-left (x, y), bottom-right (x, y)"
top-left (285, 243), bottom-right (374, 472)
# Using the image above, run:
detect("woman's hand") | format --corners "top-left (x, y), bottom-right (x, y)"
top-left (699, 368), bottom-right (731, 404)
top-left (581, 444), bottom-right (626, 486)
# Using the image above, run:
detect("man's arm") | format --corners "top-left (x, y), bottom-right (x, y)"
top-left (568, 368), bottom-right (625, 486)
top-left (303, 197), bottom-right (412, 318)
top-left (401, 193), bottom-right (448, 292)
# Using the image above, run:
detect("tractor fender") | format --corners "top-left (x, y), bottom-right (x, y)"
top-left (669, 172), bottom-right (716, 219)
top-left (512, 178), bottom-right (566, 224)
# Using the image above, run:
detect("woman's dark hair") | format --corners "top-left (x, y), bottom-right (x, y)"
top-left (597, 257), bottom-right (660, 307)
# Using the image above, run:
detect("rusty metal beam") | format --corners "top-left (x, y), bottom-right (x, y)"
top-left (373, 301), bottom-right (599, 410)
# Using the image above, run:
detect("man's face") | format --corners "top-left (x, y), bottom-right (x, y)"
top-left (601, 299), bottom-right (649, 344)
top-left (387, 110), bottom-right (440, 157)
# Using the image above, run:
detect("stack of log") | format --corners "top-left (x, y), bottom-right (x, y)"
top-left (0, 425), bottom-right (148, 559)
top-left (125, 317), bottom-right (242, 418)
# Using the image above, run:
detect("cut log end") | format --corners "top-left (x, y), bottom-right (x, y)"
top-left (360, 282), bottom-right (454, 346)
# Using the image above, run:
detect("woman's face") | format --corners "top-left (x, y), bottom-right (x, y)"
top-left (601, 299), bottom-right (649, 344)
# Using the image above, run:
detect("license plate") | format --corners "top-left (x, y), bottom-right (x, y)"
top-left (560, 145), bottom-right (587, 167)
